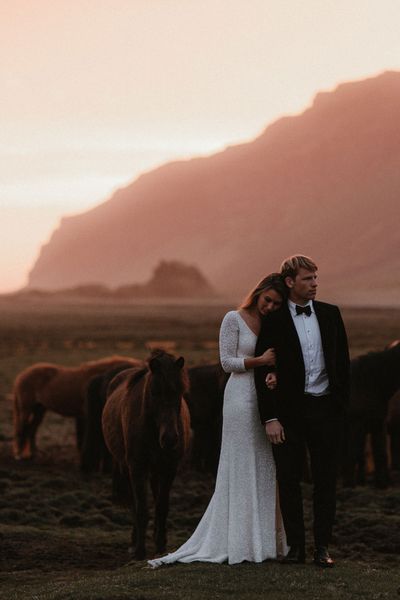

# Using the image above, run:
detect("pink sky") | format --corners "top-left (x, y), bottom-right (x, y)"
top-left (1, 0), bottom-right (400, 291)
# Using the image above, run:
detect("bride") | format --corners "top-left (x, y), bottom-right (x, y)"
top-left (148, 273), bottom-right (287, 567)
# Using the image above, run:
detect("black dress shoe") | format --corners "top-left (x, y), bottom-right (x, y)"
top-left (313, 546), bottom-right (335, 568)
top-left (280, 545), bottom-right (306, 564)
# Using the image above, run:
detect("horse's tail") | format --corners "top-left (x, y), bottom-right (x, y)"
top-left (179, 398), bottom-right (193, 461)
top-left (112, 462), bottom-right (132, 506)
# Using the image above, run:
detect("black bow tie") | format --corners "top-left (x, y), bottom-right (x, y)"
top-left (295, 304), bottom-right (312, 317)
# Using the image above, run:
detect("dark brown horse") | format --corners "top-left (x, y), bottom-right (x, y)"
top-left (12, 355), bottom-right (142, 460)
top-left (343, 343), bottom-right (400, 487)
top-left (185, 363), bottom-right (228, 475)
top-left (102, 351), bottom-right (191, 560)
top-left (80, 362), bottom-right (137, 474)
top-left (387, 389), bottom-right (400, 471)
top-left (81, 361), bottom-right (228, 477)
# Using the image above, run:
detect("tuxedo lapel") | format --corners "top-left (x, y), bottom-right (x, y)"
top-left (313, 301), bottom-right (333, 364)
top-left (281, 304), bottom-right (304, 367)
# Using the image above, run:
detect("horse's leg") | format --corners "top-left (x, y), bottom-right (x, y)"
top-left (28, 405), bottom-right (46, 458)
top-left (15, 419), bottom-right (32, 460)
top-left (129, 465), bottom-right (148, 560)
top-left (389, 429), bottom-right (400, 470)
top-left (370, 418), bottom-right (390, 488)
top-left (110, 463), bottom-right (136, 548)
top-left (13, 392), bottom-right (33, 460)
top-left (342, 417), bottom-right (360, 487)
top-left (153, 464), bottom-right (177, 555)
top-left (355, 428), bottom-right (368, 486)
top-left (101, 438), bottom-right (113, 474)
top-left (75, 416), bottom-right (85, 451)
top-left (150, 471), bottom-right (160, 550)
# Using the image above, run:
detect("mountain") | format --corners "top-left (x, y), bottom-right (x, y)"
top-left (12, 261), bottom-right (216, 300)
top-left (27, 71), bottom-right (400, 305)
top-left (115, 260), bottom-right (216, 298)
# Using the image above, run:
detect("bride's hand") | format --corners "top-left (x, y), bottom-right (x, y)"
top-left (260, 348), bottom-right (275, 366)
top-left (265, 372), bottom-right (277, 389)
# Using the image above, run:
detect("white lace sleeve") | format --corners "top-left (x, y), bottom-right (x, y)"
top-left (219, 311), bottom-right (246, 373)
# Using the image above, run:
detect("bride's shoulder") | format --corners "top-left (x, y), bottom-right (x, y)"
top-left (223, 309), bottom-right (239, 319)
top-left (221, 310), bottom-right (239, 325)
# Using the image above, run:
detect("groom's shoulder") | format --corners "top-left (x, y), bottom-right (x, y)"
top-left (314, 300), bottom-right (342, 315)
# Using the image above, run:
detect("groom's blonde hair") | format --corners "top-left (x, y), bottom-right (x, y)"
top-left (280, 255), bottom-right (318, 280)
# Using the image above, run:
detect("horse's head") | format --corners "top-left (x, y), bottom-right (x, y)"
top-left (147, 351), bottom-right (188, 450)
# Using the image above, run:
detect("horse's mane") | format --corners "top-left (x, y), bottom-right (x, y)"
top-left (352, 344), bottom-right (400, 369)
top-left (126, 367), bottom-right (149, 391)
top-left (148, 348), bottom-right (175, 361)
top-left (351, 344), bottom-right (400, 387)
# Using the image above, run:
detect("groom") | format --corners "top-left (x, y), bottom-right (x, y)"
top-left (254, 255), bottom-right (350, 567)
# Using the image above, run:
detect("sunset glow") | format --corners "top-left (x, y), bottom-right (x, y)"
top-left (1, 0), bottom-right (400, 291)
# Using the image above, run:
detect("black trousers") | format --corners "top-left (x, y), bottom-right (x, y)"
top-left (273, 395), bottom-right (343, 548)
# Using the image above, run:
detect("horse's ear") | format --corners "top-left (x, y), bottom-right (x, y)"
top-left (149, 357), bottom-right (161, 373)
top-left (175, 356), bottom-right (185, 369)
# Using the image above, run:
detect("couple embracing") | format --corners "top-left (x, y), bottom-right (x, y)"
top-left (149, 255), bottom-right (350, 569)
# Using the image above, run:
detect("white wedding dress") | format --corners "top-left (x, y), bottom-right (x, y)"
top-left (148, 310), bottom-right (287, 567)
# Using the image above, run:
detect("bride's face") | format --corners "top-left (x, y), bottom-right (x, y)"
top-left (256, 288), bottom-right (283, 316)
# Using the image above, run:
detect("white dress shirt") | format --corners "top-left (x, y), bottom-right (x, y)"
top-left (288, 299), bottom-right (330, 396)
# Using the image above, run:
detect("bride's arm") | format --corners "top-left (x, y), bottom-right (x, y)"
top-left (219, 312), bottom-right (275, 373)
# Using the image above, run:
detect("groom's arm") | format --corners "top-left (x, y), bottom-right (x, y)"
top-left (254, 317), bottom-right (279, 424)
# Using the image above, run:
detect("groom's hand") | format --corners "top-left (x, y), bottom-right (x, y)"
top-left (265, 420), bottom-right (285, 444)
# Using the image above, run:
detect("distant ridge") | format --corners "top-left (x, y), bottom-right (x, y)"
top-left (27, 71), bottom-right (400, 305)
top-left (15, 261), bottom-right (216, 300)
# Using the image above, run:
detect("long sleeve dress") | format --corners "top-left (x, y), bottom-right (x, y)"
top-left (148, 310), bottom-right (286, 567)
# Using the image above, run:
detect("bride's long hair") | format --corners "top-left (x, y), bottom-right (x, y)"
top-left (238, 273), bottom-right (287, 310)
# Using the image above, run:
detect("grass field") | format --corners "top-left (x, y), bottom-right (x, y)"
top-left (0, 299), bottom-right (399, 599)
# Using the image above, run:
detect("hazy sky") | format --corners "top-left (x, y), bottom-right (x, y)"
top-left (1, 0), bottom-right (400, 291)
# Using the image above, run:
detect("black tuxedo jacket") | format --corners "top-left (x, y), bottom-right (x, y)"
top-left (254, 300), bottom-right (350, 423)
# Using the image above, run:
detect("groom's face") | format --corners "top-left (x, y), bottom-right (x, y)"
top-left (285, 268), bottom-right (318, 304)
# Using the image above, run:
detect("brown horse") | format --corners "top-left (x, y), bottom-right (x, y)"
top-left (102, 350), bottom-right (191, 560)
top-left (13, 355), bottom-right (143, 460)
top-left (82, 361), bottom-right (228, 477)
top-left (387, 389), bottom-right (400, 471)
top-left (80, 362), bottom-right (136, 474)
top-left (185, 363), bottom-right (228, 475)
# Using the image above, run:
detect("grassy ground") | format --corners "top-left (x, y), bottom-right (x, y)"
top-left (2, 559), bottom-right (400, 600)
top-left (0, 299), bottom-right (399, 599)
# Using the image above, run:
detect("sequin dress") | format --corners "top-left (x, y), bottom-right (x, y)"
top-left (148, 311), bottom-right (287, 567)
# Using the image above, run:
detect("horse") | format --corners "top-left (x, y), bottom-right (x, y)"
top-left (387, 389), bottom-right (400, 471)
top-left (185, 363), bottom-right (228, 475)
top-left (343, 343), bottom-right (400, 488)
top-left (12, 355), bottom-right (142, 460)
top-left (80, 361), bottom-right (139, 474)
top-left (102, 350), bottom-right (191, 560)
top-left (81, 361), bottom-right (228, 477)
